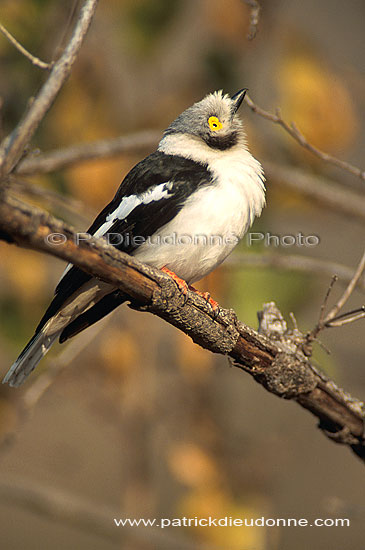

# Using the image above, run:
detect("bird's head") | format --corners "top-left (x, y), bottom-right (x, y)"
top-left (163, 89), bottom-right (247, 151)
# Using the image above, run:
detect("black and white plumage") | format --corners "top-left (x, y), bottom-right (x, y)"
top-left (3, 89), bottom-right (266, 387)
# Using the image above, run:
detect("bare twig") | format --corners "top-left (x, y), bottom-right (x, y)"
top-left (243, 0), bottom-right (261, 40)
top-left (325, 250), bottom-right (365, 322)
top-left (0, 194), bottom-right (364, 460)
top-left (319, 276), bottom-right (338, 326)
top-left (245, 95), bottom-right (365, 181)
top-left (0, 22), bottom-right (52, 70)
top-left (326, 306), bottom-right (365, 328)
top-left (0, 0), bottom-right (99, 179)
top-left (307, 250), bottom-right (365, 346)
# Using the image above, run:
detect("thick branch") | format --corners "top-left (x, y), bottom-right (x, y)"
top-left (0, 193), bottom-right (364, 461)
top-left (0, 0), bottom-right (98, 179)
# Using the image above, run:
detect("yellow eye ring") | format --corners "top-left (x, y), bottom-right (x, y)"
top-left (208, 116), bottom-right (223, 132)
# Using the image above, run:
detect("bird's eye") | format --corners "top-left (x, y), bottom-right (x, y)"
top-left (208, 116), bottom-right (223, 132)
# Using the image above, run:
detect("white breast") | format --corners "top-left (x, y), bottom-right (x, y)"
top-left (134, 137), bottom-right (265, 283)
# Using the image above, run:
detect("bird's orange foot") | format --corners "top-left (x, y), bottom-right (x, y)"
top-left (161, 266), bottom-right (189, 293)
top-left (161, 268), bottom-right (220, 314)
top-left (188, 286), bottom-right (220, 313)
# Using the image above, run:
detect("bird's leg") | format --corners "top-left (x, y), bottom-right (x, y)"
top-left (161, 268), bottom-right (219, 314)
top-left (188, 286), bottom-right (220, 314)
top-left (161, 266), bottom-right (189, 294)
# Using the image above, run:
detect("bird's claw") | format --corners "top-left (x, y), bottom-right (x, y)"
top-left (189, 286), bottom-right (220, 318)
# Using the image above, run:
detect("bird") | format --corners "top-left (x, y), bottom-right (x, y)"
top-left (3, 89), bottom-right (265, 387)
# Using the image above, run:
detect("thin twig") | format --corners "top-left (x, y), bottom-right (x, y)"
top-left (0, 0), bottom-right (99, 179)
top-left (306, 250), bottom-right (365, 346)
top-left (326, 307), bottom-right (365, 328)
top-left (324, 250), bottom-right (365, 322)
top-left (243, 0), bottom-right (261, 40)
top-left (0, 22), bottom-right (52, 70)
top-left (244, 95), bottom-right (365, 181)
top-left (319, 275), bottom-right (338, 325)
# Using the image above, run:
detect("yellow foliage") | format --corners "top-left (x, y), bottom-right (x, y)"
top-left (167, 442), bottom-right (221, 487)
top-left (278, 54), bottom-right (358, 154)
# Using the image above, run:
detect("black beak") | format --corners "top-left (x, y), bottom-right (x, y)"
top-left (231, 88), bottom-right (248, 113)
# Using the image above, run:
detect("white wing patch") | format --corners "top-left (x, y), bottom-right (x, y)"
top-left (93, 182), bottom-right (172, 238)
top-left (57, 182), bottom-right (172, 286)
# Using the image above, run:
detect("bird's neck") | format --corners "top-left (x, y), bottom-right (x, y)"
top-left (158, 132), bottom-right (265, 208)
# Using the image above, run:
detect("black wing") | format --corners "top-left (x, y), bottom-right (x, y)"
top-left (35, 152), bottom-right (212, 333)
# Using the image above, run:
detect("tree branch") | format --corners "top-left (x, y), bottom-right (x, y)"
top-left (244, 94), bottom-right (365, 181)
top-left (0, 0), bottom-right (98, 179)
top-left (0, 193), bottom-right (364, 461)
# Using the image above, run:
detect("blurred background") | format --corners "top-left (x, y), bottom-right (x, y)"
top-left (0, 0), bottom-right (364, 549)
